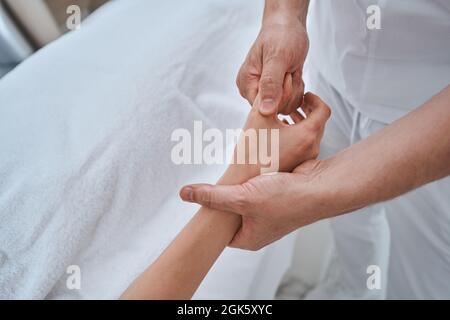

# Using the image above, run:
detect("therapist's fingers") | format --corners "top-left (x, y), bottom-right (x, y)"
top-left (236, 68), bottom-right (259, 105)
top-left (280, 70), bottom-right (303, 115)
top-left (279, 73), bottom-right (293, 113)
top-left (180, 184), bottom-right (252, 216)
top-left (258, 57), bottom-right (288, 115)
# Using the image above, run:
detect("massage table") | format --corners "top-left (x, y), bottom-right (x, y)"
top-left (0, 0), bottom-right (295, 299)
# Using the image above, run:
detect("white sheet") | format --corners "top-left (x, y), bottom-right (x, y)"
top-left (0, 0), bottom-right (295, 299)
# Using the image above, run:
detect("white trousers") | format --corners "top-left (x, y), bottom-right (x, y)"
top-left (304, 66), bottom-right (450, 299)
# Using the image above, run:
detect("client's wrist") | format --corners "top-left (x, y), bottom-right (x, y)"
top-left (218, 163), bottom-right (261, 186)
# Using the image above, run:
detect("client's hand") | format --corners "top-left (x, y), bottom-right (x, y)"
top-left (189, 92), bottom-right (330, 186)
top-left (180, 92), bottom-right (330, 247)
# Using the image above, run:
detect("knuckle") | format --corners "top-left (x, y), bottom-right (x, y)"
top-left (306, 120), bottom-right (322, 133)
top-left (239, 182), bottom-right (259, 213)
top-left (233, 186), bottom-right (251, 213)
top-left (310, 95), bottom-right (320, 106)
top-left (323, 104), bottom-right (332, 119)
top-left (313, 94), bottom-right (325, 105)
top-left (304, 91), bottom-right (313, 99)
top-left (234, 193), bottom-right (248, 213)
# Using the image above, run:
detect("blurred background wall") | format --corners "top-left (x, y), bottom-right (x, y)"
top-left (0, 0), bottom-right (109, 77)
top-left (44, 0), bottom-right (109, 32)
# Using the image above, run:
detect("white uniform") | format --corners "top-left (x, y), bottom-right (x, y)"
top-left (304, 0), bottom-right (450, 299)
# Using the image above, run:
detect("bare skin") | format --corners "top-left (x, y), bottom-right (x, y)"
top-left (183, 0), bottom-right (450, 252)
top-left (120, 92), bottom-right (330, 299)
top-left (182, 85), bottom-right (450, 251)
top-left (237, 0), bottom-right (310, 115)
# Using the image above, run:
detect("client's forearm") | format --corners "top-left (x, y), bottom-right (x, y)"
top-left (317, 85), bottom-right (450, 217)
top-left (120, 207), bottom-right (239, 300)
top-left (120, 165), bottom-right (256, 300)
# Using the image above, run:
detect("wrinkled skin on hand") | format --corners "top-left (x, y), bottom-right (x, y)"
top-left (236, 19), bottom-right (309, 116)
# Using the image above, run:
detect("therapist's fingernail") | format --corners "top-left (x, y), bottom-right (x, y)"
top-left (260, 99), bottom-right (275, 114)
top-left (180, 187), bottom-right (194, 202)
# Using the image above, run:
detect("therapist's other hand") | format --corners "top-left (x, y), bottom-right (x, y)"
top-left (180, 159), bottom-right (327, 251)
top-left (236, 14), bottom-right (309, 116)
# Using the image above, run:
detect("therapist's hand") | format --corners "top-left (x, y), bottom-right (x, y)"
top-left (237, 12), bottom-right (309, 116)
top-left (180, 159), bottom-right (329, 251)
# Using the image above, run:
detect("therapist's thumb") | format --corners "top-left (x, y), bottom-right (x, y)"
top-left (258, 58), bottom-right (287, 116)
top-left (179, 184), bottom-right (249, 215)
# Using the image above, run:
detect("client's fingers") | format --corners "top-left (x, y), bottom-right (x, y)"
top-left (302, 92), bottom-right (332, 126)
top-left (289, 109), bottom-right (304, 124)
top-left (180, 184), bottom-right (249, 215)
